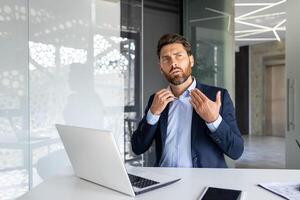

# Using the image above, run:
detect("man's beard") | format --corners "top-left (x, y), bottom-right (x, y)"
top-left (162, 61), bottom-right (192, 86)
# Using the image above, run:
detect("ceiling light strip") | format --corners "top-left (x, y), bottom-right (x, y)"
top-left (274, 19), bottom-right (286, 28)
top-left (235, 38), bottom-right (277, 41)
top-left (235, 27), bottom-right (286, 33)
top-left (205, 7), bottom-right (232, 32)
top-left (235, 20), bottom-right (272, 30)
top-left (189, 16), bottom-right (225, 23)
top-left (272, 29), bottom-right (281, 41)
top-left (276, 27), bottom-right (286, 31)
top-left (236, 30), bottom-right (271, 38)
top-left (240, 12), bottom-right (286, 20)
top-left (235, 29), bottom-right (271, 33)
top-left (235, 3), bottom-right (273, 6)
top-left (272, 19), bottom-right (286, 41)
top-left (236, 0), bottom-right (286, 20)
top-left (205, 7), bottom-right (230, 16)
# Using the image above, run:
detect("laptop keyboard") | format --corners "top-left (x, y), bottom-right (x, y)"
top-left (128, 174), bottom-right (159, 188)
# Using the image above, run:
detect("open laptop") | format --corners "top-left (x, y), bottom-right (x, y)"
top-left (55, 124), bottom-right (180, 196)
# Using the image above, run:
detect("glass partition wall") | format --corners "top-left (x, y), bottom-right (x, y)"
top-left (183, 0), bottom-right (235, 167)
top-left (0, 0), bottom-right (142, 199)
top-left (0, 1), bottom-right (29, 199)
top-left (183, 0), bottom-right (235, 98)
top-left (121, 0), bottom-right (143, 166)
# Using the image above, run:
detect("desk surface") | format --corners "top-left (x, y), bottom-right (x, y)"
top-left (18, 167), bottom-right (300, 200)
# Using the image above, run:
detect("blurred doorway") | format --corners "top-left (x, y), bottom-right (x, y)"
top-left (264, 61), bottom-right (285, 137)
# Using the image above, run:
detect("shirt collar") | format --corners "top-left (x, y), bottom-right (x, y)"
top-left (187, 77), bottom-right (196, 93)
top-left (167, 77), bottom-right (196, 98)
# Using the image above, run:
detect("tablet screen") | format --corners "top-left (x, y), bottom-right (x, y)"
top-left (201, 187), bottom-right (241, 200)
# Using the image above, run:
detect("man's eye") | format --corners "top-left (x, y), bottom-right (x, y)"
top-left (161, 58), bottom-right (169, 63)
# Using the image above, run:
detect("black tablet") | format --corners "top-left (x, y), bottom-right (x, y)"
top-left (199, 187), bottom-right (243, 200)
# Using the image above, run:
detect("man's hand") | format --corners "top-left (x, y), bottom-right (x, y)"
top-left (150, 89), bottom-right (176, 115)
top-left (190, 89), bottom-right (221, 123)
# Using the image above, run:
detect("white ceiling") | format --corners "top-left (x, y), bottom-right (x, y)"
top-left (235, 0), bottom-right (286, 46)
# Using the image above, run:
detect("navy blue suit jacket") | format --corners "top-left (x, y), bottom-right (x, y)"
top-left (131, 82), bottom-right (244, 168)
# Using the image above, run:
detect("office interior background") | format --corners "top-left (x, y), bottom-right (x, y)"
top-left (0, 0), bottom-right (299, 199)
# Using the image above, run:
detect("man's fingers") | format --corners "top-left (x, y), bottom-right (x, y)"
top-left (190, 97), bottom-right (200, 107)
top-left (150, 89), bottom-right (175, 115)
top-left (156, 90), bottom-right (170, 99)
top-left (160, 91), bottom-right (175, 101)
top-left (189, 99), bottom-right (198, 110)
top-left (193, 89), bottom-right (208, 101)
top-left (165, 96), bottom-right (176, 104)
top-left (190, 90), bottom-right (203, 104)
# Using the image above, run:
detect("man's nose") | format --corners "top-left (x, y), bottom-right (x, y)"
top-left (171, 62), bottom-right (177, 68)
top-left (170, 57), bottom-right (177, 68)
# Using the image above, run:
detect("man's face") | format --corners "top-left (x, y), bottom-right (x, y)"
top-left (159, 43), bottom-right (194, 85)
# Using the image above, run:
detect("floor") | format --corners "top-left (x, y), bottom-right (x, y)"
top-left (235, 135), bottom-right (285, 169)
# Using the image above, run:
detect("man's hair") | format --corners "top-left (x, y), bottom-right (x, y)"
top-left (156, 33), bottom-right (192, 58)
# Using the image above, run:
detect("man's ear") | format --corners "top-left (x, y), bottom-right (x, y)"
top-left (159, 63), bottom-right (163, 74)
top-left (190, 55), bottom-right (194, 67)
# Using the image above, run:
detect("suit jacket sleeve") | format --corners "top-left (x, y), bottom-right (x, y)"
top-left (207, 89), bottom-right (244, 160)
top-left (131, 95), bottom-right (158, 155)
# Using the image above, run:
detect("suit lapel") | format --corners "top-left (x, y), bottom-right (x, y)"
top-left (191, 110), bottom-right (199, 144)
top-left (191, 82), bottom-right (206, 143)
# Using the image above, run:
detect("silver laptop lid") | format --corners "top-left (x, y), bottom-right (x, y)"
top-left (55, 124), bottom-right (135, 196)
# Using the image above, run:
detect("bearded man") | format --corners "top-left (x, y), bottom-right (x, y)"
top-left (131, 33), bottom-right (244, 168)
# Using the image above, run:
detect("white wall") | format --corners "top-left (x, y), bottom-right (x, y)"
top-left (143, 8), bottom-right (180, 110)
top-left (0, 0), bottom-right (124, 199)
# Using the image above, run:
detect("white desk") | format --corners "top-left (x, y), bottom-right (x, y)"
top-left (18, 167), bottom-right (300, 200)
